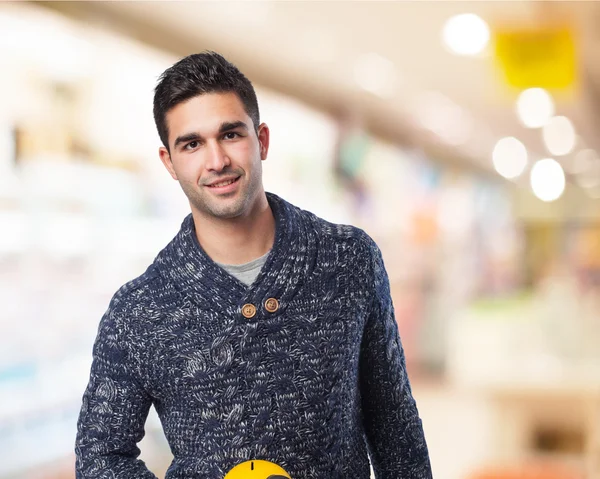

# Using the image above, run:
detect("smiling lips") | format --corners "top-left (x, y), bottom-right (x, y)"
top-left (205, 176), bottom-right (241, 190)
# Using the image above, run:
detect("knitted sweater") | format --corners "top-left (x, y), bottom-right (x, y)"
top-left (74, 193), bottom-right (432, 479)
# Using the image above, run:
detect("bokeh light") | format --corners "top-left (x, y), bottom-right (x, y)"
top-left (530, 158), bottom-right (566, 202)
top-left (516, 88), bottom-right (555, 129)
top-left (543, 116), bottom-right (576, 156)
top-left (442, 13), bottom-right (490, 56)
top-left (492, 136), bottom-right (528, 179)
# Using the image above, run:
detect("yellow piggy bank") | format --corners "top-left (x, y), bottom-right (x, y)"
top-left (223, 459), bottom-right (291, 479)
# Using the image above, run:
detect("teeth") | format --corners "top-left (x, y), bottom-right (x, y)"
top-left (212, 179), bottom-right (235, 187)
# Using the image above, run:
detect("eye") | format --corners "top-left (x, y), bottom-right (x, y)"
top-left (184, 140), bottom-right (199, 150)
top-left (223, 132), bottom-right (240, 140)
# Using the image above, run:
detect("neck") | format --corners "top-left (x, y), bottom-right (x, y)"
top-left (191, 193), bottom-right (275, 265)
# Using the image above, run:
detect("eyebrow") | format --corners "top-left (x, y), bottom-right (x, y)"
top-left (173, 121), bottom-right (249, 149)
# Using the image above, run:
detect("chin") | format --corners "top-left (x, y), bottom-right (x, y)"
top-left (203, 199), bottom-right (248, 219)
top-left (188, 185), bottom-right (258, 220)
top-left (212, 208), bottom-right (244, 219)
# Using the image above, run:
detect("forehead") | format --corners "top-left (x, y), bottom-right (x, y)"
top-left (166, 92), bottom-right (250, 138)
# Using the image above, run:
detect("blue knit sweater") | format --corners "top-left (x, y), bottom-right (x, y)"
top-left (74, 193), bottom-right (432, 478)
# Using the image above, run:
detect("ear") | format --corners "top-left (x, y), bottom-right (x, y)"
top-left (257, 123), bottom-right (270, 161)
top-left (159, 146), bottom-right (178, 180)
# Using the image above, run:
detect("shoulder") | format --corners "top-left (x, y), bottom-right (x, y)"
top-left (292, 201), bottom-right (381, 264)
top-left (92, 267), bottom-right (167, 375)
top-left (299, 203), bottom-right (378, 247)
top-left (103, 265), bottom-right (171, 328)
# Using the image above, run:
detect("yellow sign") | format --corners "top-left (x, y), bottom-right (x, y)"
top-left (494, 26), bottom-right (576, 90)
top-left (224, 459), bottom-right (291, 479)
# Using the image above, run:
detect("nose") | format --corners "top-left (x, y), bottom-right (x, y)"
top-left (205, 140), bottom-right (231, 171)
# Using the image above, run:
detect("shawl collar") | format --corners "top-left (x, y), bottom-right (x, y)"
top-left (154, 193), bottom-right (317, 318)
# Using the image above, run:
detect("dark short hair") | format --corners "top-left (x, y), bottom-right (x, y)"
top-left (153, 51), bottom-right (260, 151)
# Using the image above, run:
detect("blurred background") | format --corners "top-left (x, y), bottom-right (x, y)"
top-left (1, 1), bottom-right (599, 478)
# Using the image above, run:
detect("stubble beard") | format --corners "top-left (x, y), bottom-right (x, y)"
top-left (180, 164), bottom-right (263, 220)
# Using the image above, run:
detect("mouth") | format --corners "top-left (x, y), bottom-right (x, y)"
top-left (205, 176), bottom-right (241, 192)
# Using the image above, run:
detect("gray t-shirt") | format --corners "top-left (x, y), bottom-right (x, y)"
top-left (215, 250), bottom-right (270, 286)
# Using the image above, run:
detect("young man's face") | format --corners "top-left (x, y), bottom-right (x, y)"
top-left (159, 92), bottom-right (269, 220)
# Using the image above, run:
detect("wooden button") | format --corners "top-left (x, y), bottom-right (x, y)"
top-left (264, 298), bottom-right (279, 313)
top-left (241, 303), bottom-right (256, 319)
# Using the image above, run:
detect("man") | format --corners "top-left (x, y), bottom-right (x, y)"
top-left (75, 51), bottom-right (432, 479)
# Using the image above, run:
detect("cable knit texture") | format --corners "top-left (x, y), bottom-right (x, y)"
top-left (75, 193), bottom-right (432, 479)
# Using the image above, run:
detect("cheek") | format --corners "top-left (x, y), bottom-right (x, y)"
top-left (174, 154), bottom-right (203, 181)
top-left (227, 141), bottom-right (256, 163)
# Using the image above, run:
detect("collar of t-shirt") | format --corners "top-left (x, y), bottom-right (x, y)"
top-left (215, 250), bottom-right (271, 287)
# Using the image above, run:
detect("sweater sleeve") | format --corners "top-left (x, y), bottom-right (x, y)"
top-left (359, 240), bottom-right (433, 479)
top-left (74, 297), bottom-right (158, 479)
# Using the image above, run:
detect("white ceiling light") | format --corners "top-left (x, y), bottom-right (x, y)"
top-left (530, 158), bottom-right (566, 202)
top-left (354, 52), bottom-right (399, 99)
top-left (492, 137), bottom-right (528, 179)
top-left (442, 13), bottom-right (490, 56)
top-left (543, 116), bottom-right (576, 156)
top-left (516, 88), bottom-right (555, 128)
